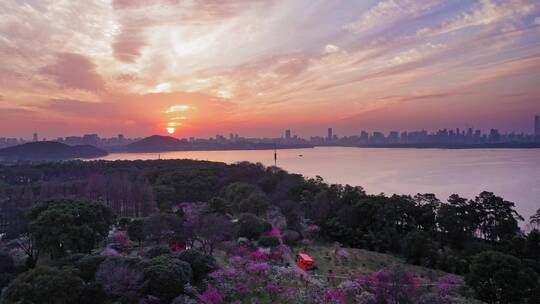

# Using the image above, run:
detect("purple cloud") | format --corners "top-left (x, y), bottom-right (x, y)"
top-left (40, 53), bottom-right (105, 92)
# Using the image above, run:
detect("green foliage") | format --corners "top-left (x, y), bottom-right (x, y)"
top-left (437, 194), bottom-right (477, 249)
top-left (154, 168), bottom-right (219, 208)
top-left (475, 192), bottom-right (523, 242)
top-left (206, 197), bottom-right (232, 214)
top-left (78, 282), bottom-right (108, 304)
top-left (177, 249), bottom-right (217, 283)
top-left (73, 255), bottom-right (107, 282)
top-left (435, 248), bottom-right (469, 275)
top-left (117, 217), bottom-right (132, 230)
top-left (236, 213), bottom-right (272, 240)
top-left (466, 251), bottom-right (539, 303)
top-left (1, 159), bottom-right (538, 304)
top-left (95, 256), bottom-right (143, 303)
top-left (282, 230), bottom-right (301, 245)
top-left (128, 218), bottom-right (146, 244)
top-left (1, 266), bottom-right (84, 304)
top-left (153, 184), bottom-right (176, 211)
top-left (402, 230), bottom-right (437, 267)
top-left (29, 198), bottom-right (113, 258)
top-left (0, 247), bottom-right (16, 289)
top-left (141, 255), bottom-right (193, 302)
top-left (222, 182), bottom-right (271, 215)
top-left (530, 208), bottom-right (540, 227)
top-left (258, 236), bottom-right (280, 247)
top-left (144, 245), bottom-right (171, 259)
top-left (143, 214), bottom-right (184, 244)
top-left (238, 192), bottom-right (270, 216)
top-left (223, 182), bottom-right (259, 205)
top-left (526, 229), bottom-right (540, 263)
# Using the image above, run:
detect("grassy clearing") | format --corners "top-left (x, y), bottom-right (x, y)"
top-left (293, 243), bottom-right (450, 283)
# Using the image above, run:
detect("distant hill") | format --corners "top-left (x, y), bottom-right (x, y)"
top-left (0, 141), bottom-right (107, 161)
top-left (124, 135), bottom-right (185, 152)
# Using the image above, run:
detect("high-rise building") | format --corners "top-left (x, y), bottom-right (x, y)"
top-left (489, 129), bottom-right (500, 143)
top-left (82, 134), bottom-right (99, 146)
top-left (535, 115), bottom-right (540, 140)
top-left (32, 132), bottom-right (38, 142)
top-left (327, 128), bottom-right (333, 141)
top-left (285, 129), bottom-right (291, 140)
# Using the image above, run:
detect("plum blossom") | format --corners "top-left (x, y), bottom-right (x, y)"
top-left (201, 284), bottom-right (224, 304)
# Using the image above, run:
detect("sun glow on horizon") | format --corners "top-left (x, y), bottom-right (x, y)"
top-left (167, 127), bottom-right (175, 134)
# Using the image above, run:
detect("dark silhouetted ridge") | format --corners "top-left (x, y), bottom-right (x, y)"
top-left (0, 141), bottom-right (107, 161)
top-left (124, 135), bottom-right (184, 152)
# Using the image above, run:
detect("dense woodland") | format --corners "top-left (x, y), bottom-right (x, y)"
top-left (0, 159), bottom-right (539, 303)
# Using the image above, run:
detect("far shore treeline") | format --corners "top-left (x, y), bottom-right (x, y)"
top-left (0, 159), bottom-right (539, 303)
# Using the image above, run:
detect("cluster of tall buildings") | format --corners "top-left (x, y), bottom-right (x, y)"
top-left (291, 116), bottom-right (540, 146)
top-left (1, 116), bottom-right (539, 149)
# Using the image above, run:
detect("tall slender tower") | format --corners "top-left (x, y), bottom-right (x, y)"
top-left (535, 115), bottom-right (540, 141)
top-left (327, 128), bottom-right (333, 141)
top-left (274, 145), bottom-right (277, 166)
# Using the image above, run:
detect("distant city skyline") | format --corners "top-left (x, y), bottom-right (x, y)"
top-left (1, 1), bottom-right (540, 137)
top-left (2, 115), bottom-right (539, 149)
top-left (2, 114), bottom-right (539, 141)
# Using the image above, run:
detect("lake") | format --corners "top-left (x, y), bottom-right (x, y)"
top-left (98, 147), bottom-right (540, 224)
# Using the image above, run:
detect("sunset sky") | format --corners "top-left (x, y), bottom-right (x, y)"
top-left (1, 0), bottom-right (540, 138)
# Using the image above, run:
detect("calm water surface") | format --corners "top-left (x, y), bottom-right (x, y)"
top-left (98, 147), bottom-right (540, 221)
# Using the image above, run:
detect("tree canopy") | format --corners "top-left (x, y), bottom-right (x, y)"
top-left (1, 266), bottom-right (84, 304)
top-left (29, 198), bottom-right (114, 258)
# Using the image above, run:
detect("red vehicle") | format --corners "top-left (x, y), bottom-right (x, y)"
top-left (296, 253), bottom-right (315, 271)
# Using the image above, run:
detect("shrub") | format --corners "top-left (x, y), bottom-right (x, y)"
top-left (172, 295), bottom-right (198, 304)
top-left (128, 218), bottom-right (146, 245)
top-left (177, 249), bottom-right (217, 283)
top-left (283, 230), bottom-right (301, 245)
top-left (1, 266), bottom-right (84, 304)
top-left (117, 217), bottom-right (132, 230)
top-left (402, 230), bottom-right (437, 267)
top-left (238, 192), bottom-right (270, 216)
top-left (79, 282), bottom-right (108, 304)
top-left (0, 248), bottom-right (16, 289)
top-left (100, 246), bottom-right (121, 257)
top-left (29, 198), bottom-right (113, 259)
top-left (258, 236), bottom-right (280, 247)
top-left (95, 257), bottom-right (143, 302)
top-left (144, 246), bottom-right (171, 259)
top-left (73, 255), bottom-right (106, 282)
top-left (466, 251), bottom-right (539, 303)
top-left (236, 214), bottom-right (272, 240)
top-left (141, 255), bottom-right (193, 302)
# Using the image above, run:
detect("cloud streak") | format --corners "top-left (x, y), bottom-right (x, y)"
top-left (40, 53), bottom-right (106, 92)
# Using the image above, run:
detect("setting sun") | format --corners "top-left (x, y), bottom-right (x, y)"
top-left (167, 127), bottom-right (175, 134)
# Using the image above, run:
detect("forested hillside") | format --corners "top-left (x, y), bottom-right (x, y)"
top-left (0, 160), bottom-right (539, 303)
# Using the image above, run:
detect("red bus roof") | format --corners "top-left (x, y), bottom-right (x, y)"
top-left (298, 253), bottom-right (314, 262)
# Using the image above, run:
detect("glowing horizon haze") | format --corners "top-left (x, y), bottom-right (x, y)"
top-left (1, 0), bottom-right (540, 138)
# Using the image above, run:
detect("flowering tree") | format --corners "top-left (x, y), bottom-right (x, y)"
top-left (324, 289), bottom-right (346, 304)
top-left (436, 274), bottom-right (463, 300)
top-left (357, 270), bottom-right (419, 304)
top-left (201, 284), bottom-right (224, 304)
top-left (95, 258), bottom-right (143, 302)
